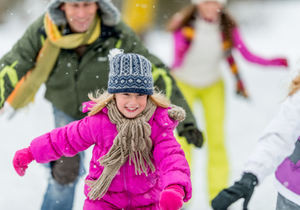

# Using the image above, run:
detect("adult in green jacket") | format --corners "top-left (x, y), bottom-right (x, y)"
top-left (0, 0), bottom-right (203, 209)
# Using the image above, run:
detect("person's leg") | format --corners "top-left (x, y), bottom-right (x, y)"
top-left (41, 106), bottom-right (85, 210)
top-left (276, 193), bottom-right (300, 210)
top-left (175, 81), bottom-right (200, 210)
top-left (175, 80), bottom-right (198, 168)
top-left (199, 80), bottom-right (228, 202)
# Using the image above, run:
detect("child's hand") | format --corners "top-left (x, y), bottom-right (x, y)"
top-left (159, 185), bottom-right (185, 210)
top-left (270, 58), bottom-right (288, 67)
top-left (211, 173), bottom-right (258, 210)
top-left (13, 147), bottom-right (34, 176)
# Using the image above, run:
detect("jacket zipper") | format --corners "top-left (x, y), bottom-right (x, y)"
top-left (123, 164), bottom-right (131, 210)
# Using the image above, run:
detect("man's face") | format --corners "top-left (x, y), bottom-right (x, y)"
top-left (60, 2), bottom-right (99, 33)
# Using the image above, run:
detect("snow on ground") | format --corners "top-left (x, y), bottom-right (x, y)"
top-left (1, 1), bottom-right (300, 209)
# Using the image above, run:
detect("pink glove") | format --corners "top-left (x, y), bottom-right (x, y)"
top-left (159, 185), bottom-right (185, 210)
top-left (13, 147), bottom-right (34, 176)
top-left (270, 58), bottom-right (288, 67)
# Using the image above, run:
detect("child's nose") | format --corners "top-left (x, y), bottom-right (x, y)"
top-left (129, 97), bottom-right (138, 105)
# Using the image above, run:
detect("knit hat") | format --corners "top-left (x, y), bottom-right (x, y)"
top-left (191, 0), bottom-right (227, 4)
top-left (47, 0), bottom-right (120, 26)
top-left (107, 49), bottom-right (153, 95)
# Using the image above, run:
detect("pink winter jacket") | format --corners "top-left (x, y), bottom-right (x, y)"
top-left (30, 106), bottom-right (192, 210)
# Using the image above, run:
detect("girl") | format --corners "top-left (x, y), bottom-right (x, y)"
top-left (12, 49), bottom-right (192, 210)
top-left (212, 73), bottom-right (300, 209)
top-left (166, 0), bottom-right (288, 202)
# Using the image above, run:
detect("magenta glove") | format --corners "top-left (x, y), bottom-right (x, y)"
top-left (270, 58), bottom-right (288, 67)
top-left (13, 147), bottom-right (34, 176)
top-left (159, 185), bottom-right (185, 210)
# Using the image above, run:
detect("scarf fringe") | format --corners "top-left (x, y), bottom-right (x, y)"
top-left (86, 163), bottom-right (121, 200)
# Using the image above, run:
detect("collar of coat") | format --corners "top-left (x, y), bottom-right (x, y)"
top-left (82, 100), bottom-right (185, 128)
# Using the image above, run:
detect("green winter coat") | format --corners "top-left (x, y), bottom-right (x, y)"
top-left (0, 14), bottom-right (197, 135)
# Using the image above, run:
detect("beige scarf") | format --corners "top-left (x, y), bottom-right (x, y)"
top-left (87, 98), bottom-right (157, 200)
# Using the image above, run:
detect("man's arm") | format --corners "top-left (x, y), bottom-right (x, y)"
top-left (0, 15), bottom-right (44, 108)
top-left (115, 21), bottom-right (203, 147)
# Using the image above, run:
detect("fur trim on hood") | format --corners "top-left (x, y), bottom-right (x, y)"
top-left (47, 0), bottom-right (120, 26)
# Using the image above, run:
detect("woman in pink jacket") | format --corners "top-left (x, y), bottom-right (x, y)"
top-left (12, 49), bottom-right (192, 210)
top-left (166, 0), bottom-right (288, 203)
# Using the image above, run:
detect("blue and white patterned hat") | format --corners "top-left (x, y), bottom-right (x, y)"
top-left (107, 49), bottom-right (153, 95)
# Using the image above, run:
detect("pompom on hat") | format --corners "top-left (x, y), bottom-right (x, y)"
top-left (191, 0), bottom-right (227, 4)
top-left (47, 0), bottom-right (120, 26)
top-left (107, 49), bottom-right (154, 95)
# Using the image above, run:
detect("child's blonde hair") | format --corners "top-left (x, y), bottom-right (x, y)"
top-left (87, 88), bottom-right (171, 116)
top-left (289, 73), bottom-right (300, 96)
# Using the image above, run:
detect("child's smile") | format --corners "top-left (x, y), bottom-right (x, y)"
top-left (125, 107), bottom-right (138, 112)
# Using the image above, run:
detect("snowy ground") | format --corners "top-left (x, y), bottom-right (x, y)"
top-left (1, 1), bottom-right (300, 209)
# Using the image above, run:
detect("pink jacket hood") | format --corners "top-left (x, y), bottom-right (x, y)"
top-left (30, 105), bottom-right (192, 210)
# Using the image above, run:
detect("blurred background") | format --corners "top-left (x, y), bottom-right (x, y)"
top-left (1, 0), bottom-right (300, 209)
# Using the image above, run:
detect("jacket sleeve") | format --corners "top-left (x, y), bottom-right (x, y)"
top-left (171, 29), bottom-right (190, 69)
top-left (30, 116), bottom-right (96, 164)
top-left (232, 27), bottom-right (287, 67)
top-left (0, 15), bottom-right (44, 108)
top-left (116, 21), bottom-right (198, 135)
top-left (152, 120), bottom-right (192, 202)
top-left (243, 90), bottom-right (300, 183)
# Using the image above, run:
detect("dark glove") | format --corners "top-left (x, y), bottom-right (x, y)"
top-left (180, 127), bottom-right (204, 148)
top-left (211, 173), bottom-right (258, 210)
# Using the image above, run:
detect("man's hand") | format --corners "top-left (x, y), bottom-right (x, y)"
top-left (180, 127), bottom-right (204, 148)
top-left (211, 173), bottom-right (258, 210)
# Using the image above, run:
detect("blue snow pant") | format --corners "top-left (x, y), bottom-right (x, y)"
top-left (41, 106), bottom-right (85, 210)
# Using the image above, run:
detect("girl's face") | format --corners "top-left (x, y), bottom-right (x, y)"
top-left (197, 1), bottom-right (223, 22)
top-left (115, 93), bottom-right (148, 118)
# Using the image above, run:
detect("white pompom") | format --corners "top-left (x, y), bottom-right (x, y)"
top-left (108, 48), bottom-right (124, 61)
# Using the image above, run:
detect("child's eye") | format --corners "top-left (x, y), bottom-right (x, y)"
top-left (123, 93), bottom-right (130, 96)
top-left (138, 94), bottom-right (146, 97)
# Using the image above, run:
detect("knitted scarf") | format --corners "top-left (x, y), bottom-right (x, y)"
top-left (7, 13), bottom-right (101, 109)
top-left (86, 98), bottom-right (157, 200)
